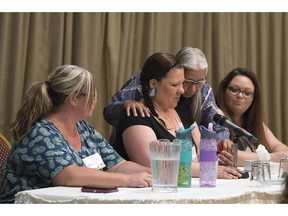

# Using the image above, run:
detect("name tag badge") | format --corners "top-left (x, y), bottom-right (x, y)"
top-left (83, 153), bottom-right (106, 170)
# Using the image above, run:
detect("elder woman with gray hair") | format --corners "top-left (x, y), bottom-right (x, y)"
top-left (104, 47), bottom-right (232, 162)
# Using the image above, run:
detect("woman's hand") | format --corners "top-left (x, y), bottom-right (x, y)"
top-left (126, 172), bottom-right (152, 188)
top-left (217, 166), bottom-right (242, 179)
top-left (217, 139), bottom-right (235, 166)
top-left (218, 151), bottom-right (234, 166)
top-left (217, 139), bottom-right (234, 154)
top-left (123, 100), bottom-right (150, 117)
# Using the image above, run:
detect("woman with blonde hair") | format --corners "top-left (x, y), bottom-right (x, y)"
top-left (0, 65), bottom-right (151, 203)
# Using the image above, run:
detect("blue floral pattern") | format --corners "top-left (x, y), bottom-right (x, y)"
top-left (0, 119), bottom-right (123, 203)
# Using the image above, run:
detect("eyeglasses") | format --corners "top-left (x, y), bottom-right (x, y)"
top-left (183, 79), bottom-right (206, 87)
top-left (78, 92), bottom-right (96, 99)
top-left (227, 86), bottom-right (254, 99)
top-left (78, 93), bottom-right (88, 97)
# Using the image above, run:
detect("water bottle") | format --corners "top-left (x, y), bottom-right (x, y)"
top-left (176, 123), bottom-right (195, 188)
top-left (199, 123), bottom-right (218, 187)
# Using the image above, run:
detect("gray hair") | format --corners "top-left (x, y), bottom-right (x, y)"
top-left (176, 47), bottom-right (208, 76)
top-left (176, 47), bottom-right (209, 123)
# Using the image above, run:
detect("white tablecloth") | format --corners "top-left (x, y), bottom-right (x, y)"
top-left (15, 177), bottom-right (284, 204)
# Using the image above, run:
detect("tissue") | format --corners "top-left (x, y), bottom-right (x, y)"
top-left (256, 144), bottom-right (271, 161)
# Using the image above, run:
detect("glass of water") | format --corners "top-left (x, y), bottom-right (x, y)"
top-left (149, 139), bottom-right (181, 192)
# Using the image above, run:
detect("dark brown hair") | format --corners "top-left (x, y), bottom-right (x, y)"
top-left (216, 67), bottom-right (268, 150)
top-left (140, 52), bottom-right (182, 117)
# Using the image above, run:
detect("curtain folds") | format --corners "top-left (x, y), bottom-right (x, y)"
top-left (0, 12), bottom-right (287, 144)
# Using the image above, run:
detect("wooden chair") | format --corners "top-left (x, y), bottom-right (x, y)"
top-left (0, 132), bottom-right (11, 179)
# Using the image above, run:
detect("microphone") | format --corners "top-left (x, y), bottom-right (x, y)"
top-left (213, 114), bottom-right (258, 144)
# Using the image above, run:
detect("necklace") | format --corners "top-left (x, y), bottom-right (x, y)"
top-left (155, 109), bottom-right (181, 135)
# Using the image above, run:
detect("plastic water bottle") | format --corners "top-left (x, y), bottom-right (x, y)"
top-left (199, 123), bottom-right (218, 187)
top-left (176, 123), bottom-right (195, 188)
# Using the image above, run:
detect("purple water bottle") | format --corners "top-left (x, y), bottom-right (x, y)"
top-left (199, 123), bottom-right (217, 187)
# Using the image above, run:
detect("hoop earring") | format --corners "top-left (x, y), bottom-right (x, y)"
top-left (149, 88), bottom-right (157, 97)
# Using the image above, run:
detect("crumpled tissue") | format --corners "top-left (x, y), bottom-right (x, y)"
top-left (255, 144), bottom-right (271, 161)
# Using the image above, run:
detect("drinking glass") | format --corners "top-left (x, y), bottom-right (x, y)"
top-left (250, 160), bottom-right (271, 187)
top-left (149, 139), bottom-right (181, 192)
top-left (278, 157), bottom-right (288, 178)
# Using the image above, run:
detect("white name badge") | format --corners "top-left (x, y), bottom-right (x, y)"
top-left (83, 153), bottom-right (106, 170)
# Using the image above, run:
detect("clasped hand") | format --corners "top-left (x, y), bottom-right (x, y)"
top-left (217, 139), bottom-right (235, 166)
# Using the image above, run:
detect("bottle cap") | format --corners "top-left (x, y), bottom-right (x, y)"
top-left (199, 124), bottom-right (217, 139)
top-left (176, 125), bottom-right (195, 139)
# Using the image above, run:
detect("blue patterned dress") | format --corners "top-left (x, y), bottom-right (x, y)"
top-left (0, 119), bottom-right (123, 203)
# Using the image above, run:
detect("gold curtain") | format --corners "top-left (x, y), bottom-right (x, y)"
top-left (0, 12), bottom-right (287, 145)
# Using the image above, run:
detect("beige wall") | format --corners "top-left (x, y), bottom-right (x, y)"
top-left (0, 13), bottom-right (287, 144)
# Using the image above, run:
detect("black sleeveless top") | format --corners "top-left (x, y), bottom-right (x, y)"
top-left (112, 101), bottom-right (195, 160)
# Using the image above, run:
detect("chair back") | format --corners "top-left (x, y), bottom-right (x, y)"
top-left (0, 133), bottom-right (11, 178)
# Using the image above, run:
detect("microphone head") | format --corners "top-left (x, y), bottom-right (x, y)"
top-left (213, 114), bottom-right (258, 152)
top-left (213, 114), bottom-right (226, 125)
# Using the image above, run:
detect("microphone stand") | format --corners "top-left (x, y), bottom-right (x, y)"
top-left (243, 136), bottom-right (255, 152)
top-left (233, 127), bottom-right (255, 152)
top-left (233, 135), bottom-right (239, 169)
top-left (233, 135), bottom-right (249, 179)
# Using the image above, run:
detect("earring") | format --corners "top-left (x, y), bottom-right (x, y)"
top-left (149, 88), bottom-right (157, 97)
